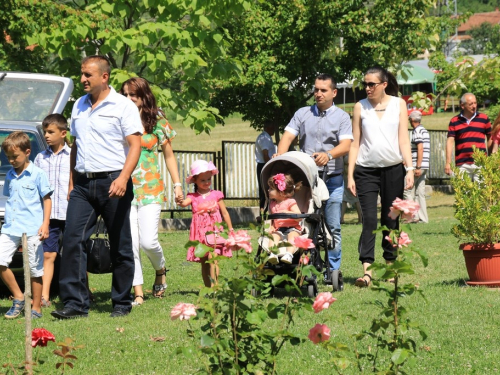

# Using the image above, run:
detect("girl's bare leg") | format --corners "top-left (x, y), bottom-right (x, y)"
top-left (286, 231), bottom-right (300, 254)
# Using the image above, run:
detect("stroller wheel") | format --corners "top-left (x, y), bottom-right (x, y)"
top-left (331, 270), bottom-right (344, 292)
top-left (307, 284), bottom-right (316, 298)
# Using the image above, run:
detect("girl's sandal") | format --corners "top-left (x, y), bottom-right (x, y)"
top-left (355, 274), bottom-right (372, 288)
top-left (132, 295), bottom-right (144, 306)
top-left (152, 269), bottom-right (168, 298)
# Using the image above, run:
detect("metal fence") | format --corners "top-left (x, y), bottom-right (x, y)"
top-left (222, 141), bottom-right (258, 200)
top-left (422, 130), bottom-right (450, 182)
top-left (158, 150), bottom-right (219, 211)
top-left (159, 131), bottom-right (451, 214)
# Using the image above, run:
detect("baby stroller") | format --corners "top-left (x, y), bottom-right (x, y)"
top-left (256, 151), bottom-right (344, 296)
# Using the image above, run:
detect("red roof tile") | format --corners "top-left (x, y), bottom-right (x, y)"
top-left (458, 10), bottom-right (500, 32)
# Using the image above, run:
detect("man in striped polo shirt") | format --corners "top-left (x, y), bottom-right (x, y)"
top-left (445, 93), bottom-right (491, 181)
top-left (404, 111), bottom-right (430, 223)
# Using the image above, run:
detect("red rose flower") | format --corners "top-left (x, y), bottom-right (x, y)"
top-left (32, 328), bottom-right (55, 347)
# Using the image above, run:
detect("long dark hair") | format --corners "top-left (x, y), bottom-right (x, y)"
top-left (365, 66), bottom-right (399, 97)
top-left (120, 77), bottom-right (165, 134)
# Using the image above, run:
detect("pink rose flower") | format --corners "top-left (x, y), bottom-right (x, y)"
top-left (308, 324), bottom-right (331, 344)
top-left (299, 254), bottom-right (309, 265)
top-left (389, 198), bottom-right (420, 222)
top-left (312, 292), bottom-right (336, 313)
top-left (225, 230), bottom-right (252, 253)
top-left (397, 231), bottom-right (412, 247)
top-left (294, 237), bottom-right (313, 250)
top-left (171, 302), bottom-right (197, 321)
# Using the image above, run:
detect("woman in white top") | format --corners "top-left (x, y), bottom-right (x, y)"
top-left (347, 66), bottom-right (414, 288)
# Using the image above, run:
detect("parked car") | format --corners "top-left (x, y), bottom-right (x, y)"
top-left (0, 72), bottom-right (73, 296)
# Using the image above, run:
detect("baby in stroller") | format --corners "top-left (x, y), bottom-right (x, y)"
top-left (264, 173), bottom-right (303, 264)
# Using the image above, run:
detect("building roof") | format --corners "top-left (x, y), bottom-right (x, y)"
top-left (458, 9), bottom-right (500, 33)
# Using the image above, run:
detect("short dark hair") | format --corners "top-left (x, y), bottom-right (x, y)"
top-left (82, 55), bottom-right (111, 76)
top-left (42, 113), bottom-right (68, 132)
top-left (316, 73), bottom-right (337, 90)
top-left (2, 131), bottom-right (31, 153)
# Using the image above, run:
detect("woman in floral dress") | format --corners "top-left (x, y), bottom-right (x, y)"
top-left (120, 77), bottom-right (183, 305)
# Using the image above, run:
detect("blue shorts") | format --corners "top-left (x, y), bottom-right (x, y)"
top-left (276, 226), bottom-right (301, 238)
top-left (43, 219), bottom-right (65, 253)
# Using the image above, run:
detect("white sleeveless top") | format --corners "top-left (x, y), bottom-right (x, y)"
top-left (356, 96), bottom-right (403, 168)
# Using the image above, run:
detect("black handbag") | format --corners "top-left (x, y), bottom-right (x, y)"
top-left (86, 217), bottom-right (113, 274)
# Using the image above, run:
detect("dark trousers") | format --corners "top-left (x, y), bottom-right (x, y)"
top-left (257, 162), bottom-right (267, 212)
top-left (354, 163), bottom-right (405, 264)
top-left (59, 172), bottom-right (134, 313)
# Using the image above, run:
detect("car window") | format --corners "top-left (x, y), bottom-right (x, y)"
top-left (0, 131), bottom-right (42, 175)
top-left (0, 78), bottom-right (64, 122)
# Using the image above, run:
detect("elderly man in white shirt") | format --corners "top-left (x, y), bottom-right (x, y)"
top-left (52, 55), bottom-right (142, 320)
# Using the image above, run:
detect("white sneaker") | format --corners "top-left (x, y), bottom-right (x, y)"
top-left (281, 253), bottom-right (293, 264)
top-left (277, 243), bottom-right (287, 257)
top-left (267, 253), bottom-right (279, 265)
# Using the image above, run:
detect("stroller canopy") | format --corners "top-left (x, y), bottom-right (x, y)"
top-left (261, 151), bottom-right (330, 212)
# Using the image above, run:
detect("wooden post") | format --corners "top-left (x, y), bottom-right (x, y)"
top-left (22, 233), bottom-right (32, 374)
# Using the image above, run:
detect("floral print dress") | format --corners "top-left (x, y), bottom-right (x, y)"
top-left (131, 117), bottom-right (176, 206)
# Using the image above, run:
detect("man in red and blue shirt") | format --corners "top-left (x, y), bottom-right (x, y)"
top-left (445, 93), bottom-right (491, 181)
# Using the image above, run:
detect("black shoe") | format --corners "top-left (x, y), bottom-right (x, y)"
top-left (51, 308), bottom-right (88, 320)
top-left (110, 307), bottom-right (131, 318)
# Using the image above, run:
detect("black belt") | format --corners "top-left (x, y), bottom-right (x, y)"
top-left (81, 170), bottom-right (121, 179)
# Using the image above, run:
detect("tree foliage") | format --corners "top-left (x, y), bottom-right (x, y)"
top-left (460, 22), bottom-right (500, 55)
top-left (209, 0), bottom-right (449, 133)
top-left (17, 0), bottom-right (251, 134)
top-left (429, 52), bottom-right (500, 111)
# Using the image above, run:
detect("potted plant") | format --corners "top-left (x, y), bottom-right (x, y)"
top-left (451, 148), bottom-right (500, 287)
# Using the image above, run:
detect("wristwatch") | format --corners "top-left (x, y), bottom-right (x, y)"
top-left (173, 182), bottom-right (182, 189)
top-left (416, 166), bottom-right (421, 170)
top-left (326, 152), bottom-right (333, 161)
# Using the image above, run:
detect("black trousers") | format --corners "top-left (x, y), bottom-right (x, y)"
top-left (354, 163), bottom-right (405, 264)
top-left (257, 162), bottom-right (266, 212)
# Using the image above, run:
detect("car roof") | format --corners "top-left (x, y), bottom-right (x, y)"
top-left (0, 72), bottom-right (74, 123)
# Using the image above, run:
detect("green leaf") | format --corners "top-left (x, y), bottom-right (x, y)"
top-left (194, 243), bottom-right (212, 258)
top-left (246, 311), bottom-right (265, 325)
top-left (200, 335), bottom-right (215, 347)
top-left (391, 348), bottom-right (409, 365)
top-left (101, 2), bottom-right (114, 13)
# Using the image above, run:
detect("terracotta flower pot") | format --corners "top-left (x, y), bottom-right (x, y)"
top-left (460, 243), bottom-right (500, 287)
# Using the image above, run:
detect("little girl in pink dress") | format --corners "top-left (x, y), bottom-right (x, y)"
top-left (178, 160), bottom-right (233, 287)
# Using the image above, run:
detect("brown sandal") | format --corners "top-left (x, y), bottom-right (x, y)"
top-left (355, 274), bottom-right (372, 288)
top-left (152, 269), bottom-right (168, 298)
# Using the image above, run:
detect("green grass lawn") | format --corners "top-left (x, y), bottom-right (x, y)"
top-left (1, 193), bottom-right (500, 374)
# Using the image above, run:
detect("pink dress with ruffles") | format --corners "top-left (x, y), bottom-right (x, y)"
top-left (186, 190), bottom-right (233, 262)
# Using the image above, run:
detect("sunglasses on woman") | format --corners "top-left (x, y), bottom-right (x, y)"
top-left (362, 81), bottom-right (383, 88)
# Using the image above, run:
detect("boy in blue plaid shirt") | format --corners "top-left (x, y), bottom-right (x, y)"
top-left (0, 132), bottom-right (52, 319)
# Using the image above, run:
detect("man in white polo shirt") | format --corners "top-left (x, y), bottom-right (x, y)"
top-left (52, 55), bottom-right (142, 319)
